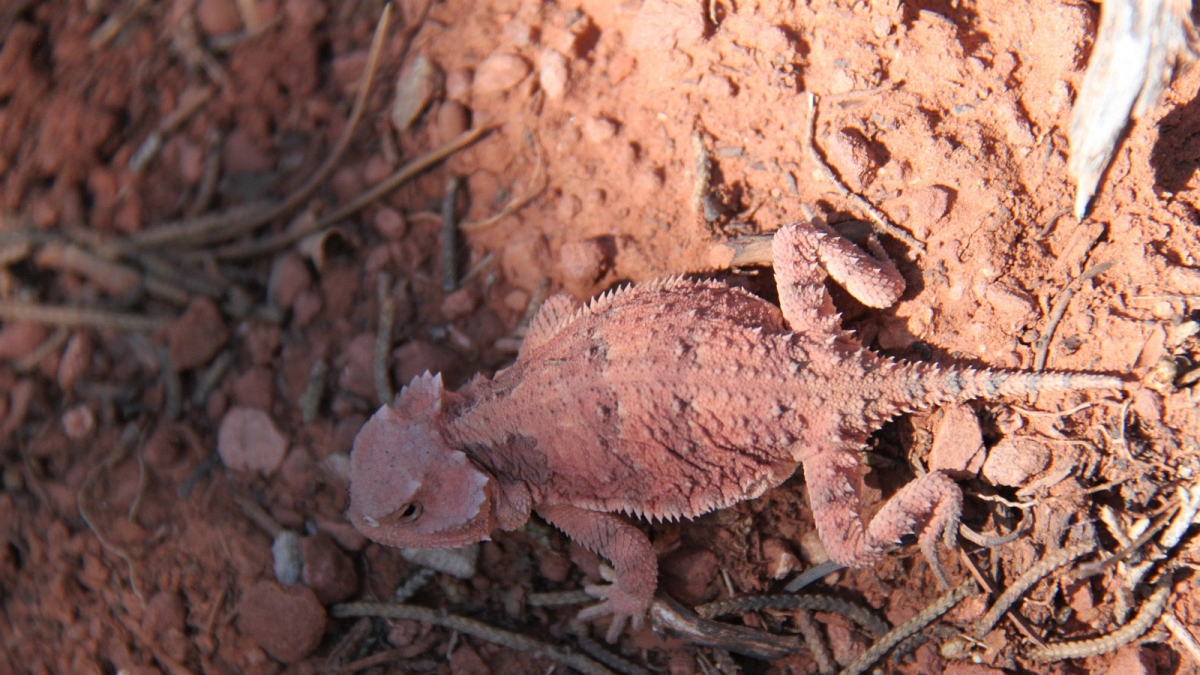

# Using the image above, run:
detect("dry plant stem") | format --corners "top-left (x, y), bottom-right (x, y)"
top-left (649, 595), bottom-right (800, 660)
top-left (90, 0), bottom-right (152, 49)
top-left (957, 548), bottom-right (1044, 647)
top-left (130, 4), bottom-right (392, 250)
top-left (441, 177), bottom-right (462, 292)
top-left (331, 602), bottom-right (615, 675)
top-left (783, 559), bottom-right (846, 592)
top-left (1077, 502), bottom-right (1179, 578)
top-left (1027, 573), bottom-right (1173, 662)
top-left (191, 350), bottom-right (234, 407)
top-left (78, 424), bottom-right (146, 606)
top-left (13, 327), bottom-right (69, 373)
top-left (321, 617), bottom-right (373, 673)
top-left (574, 634), bottom-right (652, 675)
top-left (973, 539), bottom-right (1096, 639)
top-left (805, 93), bottom-right (924, 253)
top-left (161, 350), bottom-right (183, 420)
top-left (129, 86), bottom-right (218, 173)
top-left (959, 523), bottom-right (1025, 548)
top-left (459, 140), bottom-right (546, 230)
top-left (1162, 613), bottom-right (1200, 665)
top-left (1033, 261), bottom-right (1117, 371)
top-left (393, 567), bottom-right (436, 603)
top-left (527, 589), bottom-right (595, 607)
top-left (795, 608), bottom-right (836, 675)
top-left (691, 131), bottom-right (713, 217)
top-left (324, 647), bottom-right (408, 675)
top-left (375, 272), bottom-right (396, 406)
top-left (231, 493), bottom-right (284, 538)
top-left (697, 594), bottom-right (888, 638)
top-left (839, 580), bottom-right (976, 675)
top-left (301, 359), bottom-right (328, 424)
top-left (215, 124), bottom-right (491, 260)
top-left (0, 300), bottom-right (170, 331)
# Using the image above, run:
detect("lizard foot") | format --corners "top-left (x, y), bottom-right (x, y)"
top-left (578, 565), bottom-right (650, 643)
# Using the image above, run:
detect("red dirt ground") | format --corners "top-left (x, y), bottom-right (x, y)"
top-left (2, 0), bottom-right (1200, 673)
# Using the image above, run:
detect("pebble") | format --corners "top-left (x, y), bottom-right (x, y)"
top-left (292, 289), bottom-right (323, 326)
top-left (445, 68), bottom-right (474, 102)
top-left (195, 0), bottom-right (242, 36)
top-left (56, 331), bottom-right (91, 391)
top-left (269, 252), bottom-right (313, 308)
top-left (391, 55), bottom-right (443, 131)
top-left (555, 194), bottom-right (582, 221)
top-left (981, 437), bottom-right (1049, 487)
top-left (217, 407), bottom-right (289, 475)
top-left (0, 321), bottom-right (48, 361)
top-left (440, 288), bottom-right (478, 320)
top-left (761, 538), bottom-right (800, 580)
top-left (316, 518), bottom-right (367, 551)
top-left (927, 404), bottom-right (985, 477)
top-left (449, 644), bottom-right (491, 675)
top-left (659, 547), bottom-right (718, 605)
top-left (238, 581), bottom-right (327, 663)
top-left (222, 127), bottom-right (275, 174)
top-left (824, 127), bottom-right (879, 191)
top-left (558, 239), bottom-right (609, 288)
top-left (232, 367), bottom-right (274, 410)
top-left (273, 530), bottom-right (303, 585)
top-left (472, 53), bottom-right (530, 96)
top-left (300, 534), bottom-right (359, 604)
top-left (162, 298), bottom-right (230, 371)
top-left (363, 154), bottom-right (392, 185)
top-left (337, 333), bottom-right (377, 401)
top-left (582, 116), bottom-right (618, 143)
top-left (433, 101), bottom-right (469, 146)
top-left (538, 50), bottom-right (569, 100)
top-left (1103, 646), bottom-right (1151, 675)
top-left (501, 233), bottom-right (552, 292)
top-left (373, 207), bottom-right (407, 240)
top-left (60, 404), bottom-right (96, 440)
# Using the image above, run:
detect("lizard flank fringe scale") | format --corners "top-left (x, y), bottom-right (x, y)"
top-left (347, 219), bottom-right (1125, 643)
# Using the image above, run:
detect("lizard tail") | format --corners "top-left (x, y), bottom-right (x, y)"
top-left (887, 362), bottom-right (1128, 413)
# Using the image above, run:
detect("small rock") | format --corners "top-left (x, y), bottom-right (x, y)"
top-left (981, 437), bottom-right (1049, 487)
top-left (473, 53), bottom-right (530, 96)
top-left (927, 404), bottom-right (985, 477)
top-left (558, 239), bottom-right (610, 289)
top-left (445, 68), bottom-right (473, 102)
top-left (373, 208), bottom-right (407, 240)
top-left (1103, 645), bottom-right (1151, 675)
top-left (824, 613), bottom-right (867, 666)
top-left (218, 407), bottom-right (289, 475)
top-left (232, 367), bottom-right (274, 410)
top-left (504, 289), bottom-right (530, 312)
top-left (269, 252), bottom-right (312, 308)
top-left (222, 127), bottom-right (275, 174)
top-left (331, 49), bottom-right (368, 91)
top-left (300, 534), bottom-right (359, 604)
top-left (761, 538), bottom-right (799, 580)
top-left (0, 321), bottom-right (48, 361)
top-left (501, 233), bottom-right (552, 292)
top-left (61, 404), bottom-right (96, 440)
top-left (292, 289), bottom-right (323, 326)
top-left (660, 547), bottom-right (718, 605)
top-left (195, 0), bottom-right (242, 36)
top-left (337, 333), bottom-right (377, 400)
top-left (824, 127), bottom-right (880, 192)
top-left (391, 55), bottom-right (443, 131)
top-left (583, 117), bottom-right (618, 143)
top-left (799, 529), bottom-right (830, 566)
top-left (283, 0), bottom-right (326, 28)
top-left (606, 53), bottom-right (635, 85)
top-left (56, 331), bottom-right (91, 391)
top-left (162, 298), bottom-right (230, 371)
top-left (273, 530), bottom-right (303, 585)
top-left (238, 581), bottom-right (327, 664)
top-left (1131, 388), bottom-right (1164, 425)
top-left (539, 50), bottom-right (569, 100)
top-left (450, 644), bottom-right (491, 675)
top-left (330, 166), bottom-right (365, 205)
top-left (537, 550), bottom-right (572, 582)
top-left (906, 185), bottom-right (952, 223)
top-left (433, 101), bottom-right (469, 145)
top-left (556, 194), bottom-right (582, 221)
top-left (942, 664), bottom-right (1008, 675)
top-left (441, 288), bottom-right (478, 320)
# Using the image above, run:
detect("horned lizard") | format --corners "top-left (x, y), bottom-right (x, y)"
top-left (348, 219), bottom-right (1123, 642)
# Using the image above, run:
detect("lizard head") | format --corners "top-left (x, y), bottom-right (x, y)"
top-left (348, 372), bottom-right (496, 548)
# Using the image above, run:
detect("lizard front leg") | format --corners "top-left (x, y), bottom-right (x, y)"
top-left (803, 446), bottom-right (961, 587)
top-left (536, 504), bottom-right (657, 643)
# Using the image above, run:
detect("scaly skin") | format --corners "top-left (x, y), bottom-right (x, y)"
top-left (348, 219), bottom-right (1125, 643)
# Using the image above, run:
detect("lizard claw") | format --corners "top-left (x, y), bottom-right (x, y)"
top-left (579, 576), bottom-right (649, 643)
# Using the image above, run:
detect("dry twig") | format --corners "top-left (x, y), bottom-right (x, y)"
top-left (0, 300), bottom-right (171, 331)
top-left (1027, 573), bottom-right (1174, 661)
top-left (697, 593), bottom-right (888, 638)
top-left (331, 601), bottom-right (615, 675)
top-left (973, 538), bottom-right (1096, 639)
top-left (375, 272), bottom-right (396, 406)
top-left (1033, 261), bottom-right (1116, 372)
top-left (840, 580), bottom-right (976, 675)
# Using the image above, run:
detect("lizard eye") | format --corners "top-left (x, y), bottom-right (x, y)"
top-left (399, 502), bottom-right (423, 522)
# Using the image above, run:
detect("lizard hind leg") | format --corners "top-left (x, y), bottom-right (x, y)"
top-left (772, 220), bottom-right (906, 339)
top-left (802, 448), bottom-right (961, 588)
